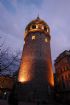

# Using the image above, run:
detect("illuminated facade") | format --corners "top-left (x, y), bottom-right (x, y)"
top-left (54, 50), bottom-right (70, 90)
top-left (17, 17), bottom-right (54, 102)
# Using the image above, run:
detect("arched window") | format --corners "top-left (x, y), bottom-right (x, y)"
top-left (44, 26), bottom-right (49, 32)
top-left (44, 26), bottom-right (47, 31)
top-left (36, 25), bottom-right (38, 28)
top-left (45, 38), bottom-right (48, 42)
top-left (47, 28), bottom-right (49, 32)
top-left (42, 26), bottom-right (44, 29)
top-left (32, 24), bottom-right (36, 29)
top-left (32, 35), bottom-right (35, 40)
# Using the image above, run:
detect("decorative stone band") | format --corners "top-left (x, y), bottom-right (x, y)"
top-left (24, 29), bottom-right (50, 40)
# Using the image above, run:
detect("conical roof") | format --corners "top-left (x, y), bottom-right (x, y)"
top-left (24, 17), bottom-right (50, 38)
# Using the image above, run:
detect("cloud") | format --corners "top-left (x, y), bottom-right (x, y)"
top-left (17, 0), bottom-right (43, 7)
top-left (0, 30), bottom-right (23, 51)
top-left (0, 0), bottom-right (16, 13)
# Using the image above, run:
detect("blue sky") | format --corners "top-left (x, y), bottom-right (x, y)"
top-left (0, 0), bottom-right (70, 61)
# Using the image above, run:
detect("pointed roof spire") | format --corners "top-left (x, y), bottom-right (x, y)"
top-left (37, 13), bottom-right (40, 20)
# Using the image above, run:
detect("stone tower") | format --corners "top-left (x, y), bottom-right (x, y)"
top-left (17, 17), bottom-right (54, 102)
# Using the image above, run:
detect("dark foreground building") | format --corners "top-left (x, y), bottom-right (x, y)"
top-left (54, 50), bottom-right (70, 103)
top-left (0, 76), bottom-right (14, 99)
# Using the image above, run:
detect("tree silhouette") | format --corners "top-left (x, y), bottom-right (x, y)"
top-left (0, 38), bottom-right (21, 76)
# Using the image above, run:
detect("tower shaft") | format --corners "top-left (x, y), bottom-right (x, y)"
top-left (18, 32), bottom-right (54, 87)
top-left (17, 17), bottom-right (54, 102)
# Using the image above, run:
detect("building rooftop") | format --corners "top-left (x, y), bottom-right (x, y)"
top-left (54, 50), bottom-right (70, 64)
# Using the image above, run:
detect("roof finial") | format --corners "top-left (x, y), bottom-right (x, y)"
top-left (37, 13), bottom-right (40, 20)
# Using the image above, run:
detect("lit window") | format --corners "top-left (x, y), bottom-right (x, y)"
top-left (36, 25), bottom-right (38, 28)
top-left (45, 38), bottom-right (48, 42)
top-left (42, 26), bottom-right (44, 29)
top-left (47, 28), bottom-right (49, 32)
top-left (32, 35), bottom-right (35, 40)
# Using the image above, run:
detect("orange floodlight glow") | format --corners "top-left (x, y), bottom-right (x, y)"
top-left (18, 60), bottom-right (32, 83)
top-left (47, 60), bottom-right (54, 87)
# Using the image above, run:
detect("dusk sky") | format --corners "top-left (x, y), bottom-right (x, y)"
top-left (0, 0), bottom-right (70, 61)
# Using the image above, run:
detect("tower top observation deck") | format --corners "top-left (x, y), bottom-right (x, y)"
top-left (24, 17), bottom-right (50, 38)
